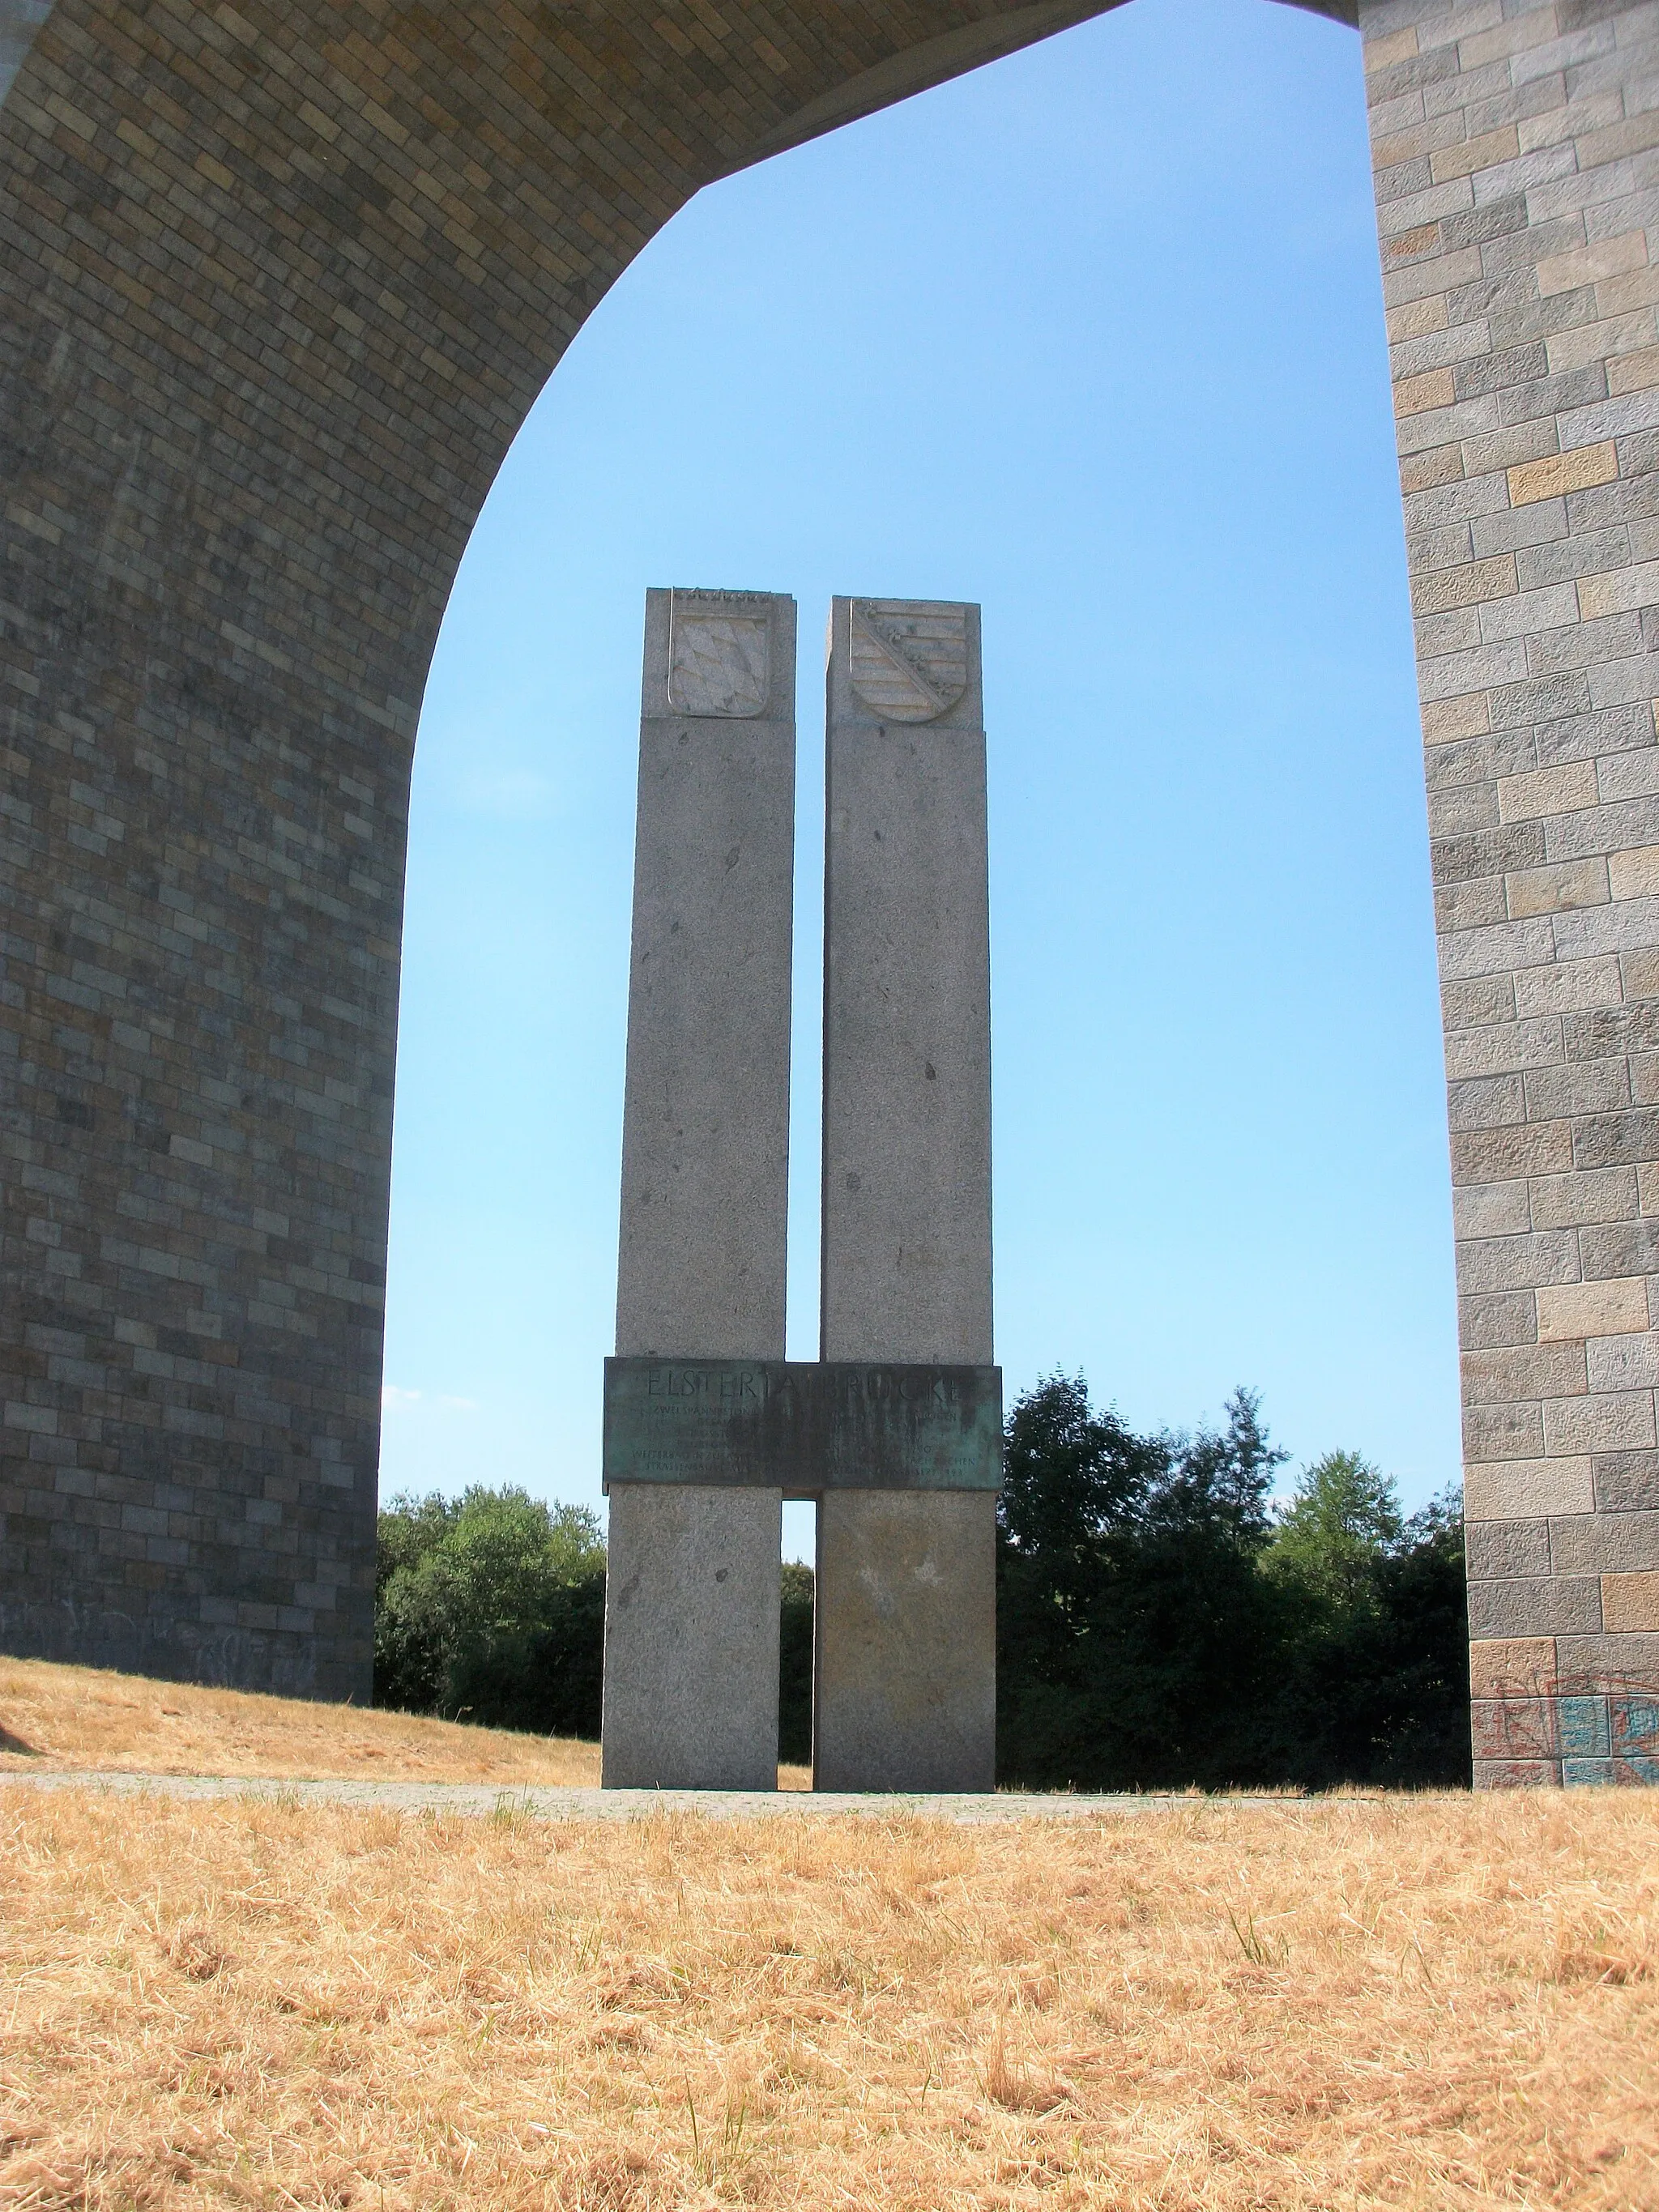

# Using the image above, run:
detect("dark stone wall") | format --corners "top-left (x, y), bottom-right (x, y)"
top-left (0, 0), bottom-right (1108, 1697)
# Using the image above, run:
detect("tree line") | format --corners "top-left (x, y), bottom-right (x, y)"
top-left (375, 1374), bottom-right (1469, 1788)
top-left (996, 1375), bottom-right (1467, 1789)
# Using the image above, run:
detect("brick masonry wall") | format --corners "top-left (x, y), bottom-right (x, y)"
top-left (0, 5), bottom-right (53, 107)
top-left (1363, 0), bottom-right (1659, 1782)
top-left (0, 0), bottom-right (1095, 1699)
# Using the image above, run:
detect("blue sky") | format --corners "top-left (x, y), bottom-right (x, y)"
top-left (381, 0), bottom-right (1458, 1552)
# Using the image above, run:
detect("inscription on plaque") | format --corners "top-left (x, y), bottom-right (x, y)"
top-left (603, 1359), bottom-right (1002, 1496)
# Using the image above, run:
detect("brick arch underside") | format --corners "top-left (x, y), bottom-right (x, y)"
top-left (11, 0), bottom-right (1302, 1696)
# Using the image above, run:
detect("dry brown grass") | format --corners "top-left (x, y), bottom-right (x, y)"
top-left (0, 1658), bottom-right (812, 1792)
top-left (0, 1656), bottom-right (601, 1787)
top-left (2, 1789), bottom-right (1656, 2209)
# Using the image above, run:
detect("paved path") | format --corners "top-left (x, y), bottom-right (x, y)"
top-left (0, 1771), bottom-right (1325, 1822)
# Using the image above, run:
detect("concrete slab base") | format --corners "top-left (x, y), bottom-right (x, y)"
top-left (601, 1485), bottom-right (782, 1788)
top-left (813, 1488), bottom-right (996, 1792)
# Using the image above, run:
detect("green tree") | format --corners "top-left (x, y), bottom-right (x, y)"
top-left (1269, 1469), bottom-right (1469, 1787)
top-left (999, 1372), bottom-right (1160, 1560)
top-left (1265, 1449), bottom-right (1404, 1613)
top-left (374, 1487), bottom-right (607, 1736)
top-left (996, 1376), bottom-right (1293, 1791)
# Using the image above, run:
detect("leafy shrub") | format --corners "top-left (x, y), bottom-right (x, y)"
top-left (374, 1486), bottom-right (607, 1737)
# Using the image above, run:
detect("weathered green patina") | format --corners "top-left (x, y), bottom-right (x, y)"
top-left (602, 1360), bottom-right (1002, 1496)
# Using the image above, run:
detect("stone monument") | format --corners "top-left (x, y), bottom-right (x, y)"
top-left (600, 592), bottom-right (1000, 1790)
top-left (816, 599), bottom-right (996, 1792)
top-left (600, 589), bottom-right (796, 1790)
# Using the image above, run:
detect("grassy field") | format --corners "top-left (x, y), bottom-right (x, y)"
top-left (0, 1656), bottom-right (808, 1792)
top-left (1, 1784), bottom-right (1655, 2208)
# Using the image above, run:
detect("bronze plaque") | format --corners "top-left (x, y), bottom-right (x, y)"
top-left (602, 1359), bottom-right (1002, 1496)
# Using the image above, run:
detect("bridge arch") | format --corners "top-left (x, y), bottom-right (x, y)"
top-left (2, 0), bottom-right (1655, 1786)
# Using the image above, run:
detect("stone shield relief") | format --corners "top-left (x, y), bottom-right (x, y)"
top-left (849, 599), bottom-right (968, 723)
top-left (667, 590), bottom-right (772, 718)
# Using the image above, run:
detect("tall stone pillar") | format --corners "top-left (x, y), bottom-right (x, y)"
top-left (815, 597), bottom-right (996, 1791)
top-left (1363, 0), bottom-right (1659, 1783)
top-left (600, 589), bottom-right (795, 1788)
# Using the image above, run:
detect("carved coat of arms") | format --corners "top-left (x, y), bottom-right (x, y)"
top-left (668, 590), bottom-right (771, 718)
top-left (848, 599), bottom-right (968, 723)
